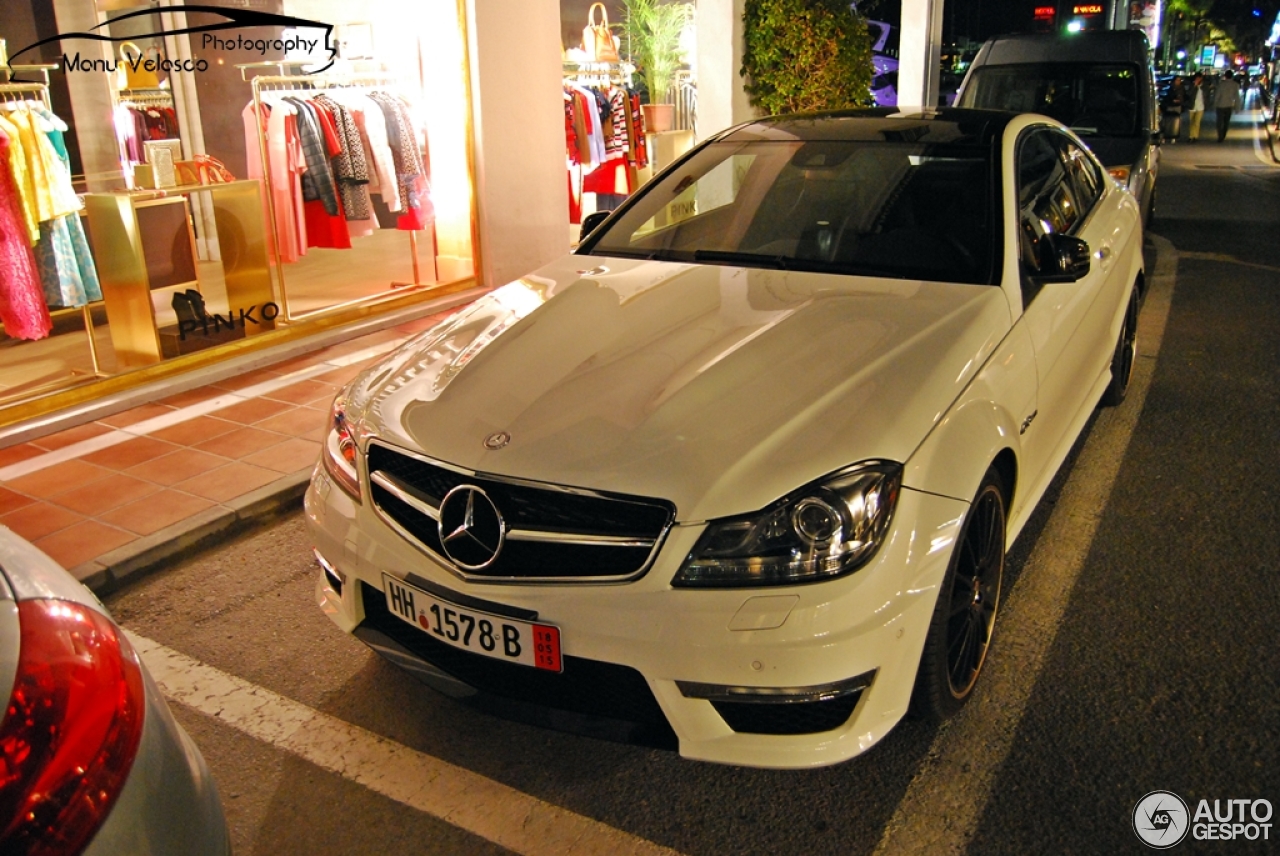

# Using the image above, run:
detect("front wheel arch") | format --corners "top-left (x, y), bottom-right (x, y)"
top-left (909, 465), bottom-right (1008, 722)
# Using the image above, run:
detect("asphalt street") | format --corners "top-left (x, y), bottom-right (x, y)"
top-left (103, 112), bottom-right (1280, 856)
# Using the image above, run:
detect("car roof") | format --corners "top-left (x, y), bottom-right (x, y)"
top-left (717, 107), bottom-right (1016, 146)
top-left (977, 30), bottom-right (1151, 65)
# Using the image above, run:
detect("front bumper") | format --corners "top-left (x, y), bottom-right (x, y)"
top-left (306, 465), bottom-right (967, 769)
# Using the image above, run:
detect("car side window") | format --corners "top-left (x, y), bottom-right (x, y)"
top-left (1057, 136), bottom-right (1103, 215)
top-left (1017, 128), bottom-right (1080, 305)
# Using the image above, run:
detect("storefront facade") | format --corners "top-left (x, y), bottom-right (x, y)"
top-left (0, 0), bottom-right (568, 427)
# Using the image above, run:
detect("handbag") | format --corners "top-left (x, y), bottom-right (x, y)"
top-left (118, 41), bottom-right (160, 90)
top-left (583, 3), bottom-right (619, 63)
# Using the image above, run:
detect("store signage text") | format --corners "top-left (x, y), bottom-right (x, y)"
top-left (1073, 4), bottom-right (1104, 13)
top-left (179, 303), bottom-right (280, 340)
top-left (1034, 6), bottom-right (1057, 17)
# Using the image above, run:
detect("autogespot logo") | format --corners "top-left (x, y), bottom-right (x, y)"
top-left (1133, 790), bottom-right (1190, 849)
top-left (1134, 791), bottom-right (1276, 847)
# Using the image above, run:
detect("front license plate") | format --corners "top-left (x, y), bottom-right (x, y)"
top-left (381, 574), bottom-right (562, 672)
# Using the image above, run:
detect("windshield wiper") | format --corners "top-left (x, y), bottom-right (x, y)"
top-left (692, 250), bottom-right (791, 269)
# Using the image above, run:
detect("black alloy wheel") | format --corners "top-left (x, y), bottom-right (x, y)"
top-left (1102, 286), bottom-right (1140, 407)
top-left (911, 468), bottom-right (1006, 721)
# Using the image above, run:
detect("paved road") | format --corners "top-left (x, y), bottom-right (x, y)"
top-left (104, 109), bottom-right (1280, 856)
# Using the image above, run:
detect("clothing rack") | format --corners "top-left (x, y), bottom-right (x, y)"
top-left (562, 61), bottom-right (633, 88)
top-left (118, 87), bottom-right (175, 106)
top-left (562, 73), bottom-right (646, 228)
top-left (237, 60), bottom-right (320, 81)
top-left (0, 64), bottom-right (59, 94)
top-left (0, 80), bottom-right (53, 110)
top-left (0, 81), bottom-right (106, 394)
top-left (247, 72), bottom-right (436, 322)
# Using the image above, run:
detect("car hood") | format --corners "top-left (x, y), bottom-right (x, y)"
top-left (351, 256), bottom-right (1012, 520)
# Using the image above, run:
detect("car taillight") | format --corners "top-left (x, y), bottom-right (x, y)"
top-left (0, 599), bottom-right (146, 856)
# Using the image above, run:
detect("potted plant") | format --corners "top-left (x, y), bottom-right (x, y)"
top-left (622, 0), bottom-right (694, 132)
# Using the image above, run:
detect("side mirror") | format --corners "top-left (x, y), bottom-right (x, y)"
top-left (1035, 234), bottom-right (1091, 283)
top-left (579, 210), bottom-right (611, 243)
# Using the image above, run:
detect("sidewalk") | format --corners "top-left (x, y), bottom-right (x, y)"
top-left (0, 298), bottom-right (475, 594)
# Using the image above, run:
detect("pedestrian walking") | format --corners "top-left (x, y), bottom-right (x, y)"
top-left (1162, 75), bottom-right (1185, 141)
top-left (1215, 70), bottom-right (1241, 142)
top-left (1187, 72), bottom-right (1206, 141)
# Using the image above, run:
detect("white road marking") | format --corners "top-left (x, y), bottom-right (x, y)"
top-left (873, 234), bottom-right (1178, 855)
top-left (1179, 251), bottom-right (1280, 273)
top-left (126, 631), bottom-right (683, 856)
top-left (0, 337), bottom-right (408, 482)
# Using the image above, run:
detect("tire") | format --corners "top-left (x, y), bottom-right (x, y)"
top-left (910, 468), bottom-right (1007, 722)
top-left (1101, 286), bottom-right (1140, 407)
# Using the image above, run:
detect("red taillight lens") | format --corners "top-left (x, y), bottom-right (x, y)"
top-left (0, 599), bottom-right (146, 856)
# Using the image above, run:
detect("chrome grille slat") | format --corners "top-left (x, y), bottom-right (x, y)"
top-left (507, 530), bottom-right (655, 547)
top-left (371, 471), bottom-right (439, 521)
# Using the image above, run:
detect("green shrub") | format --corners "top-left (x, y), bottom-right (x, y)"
top-left (741, 0), bottom-right (873, 114)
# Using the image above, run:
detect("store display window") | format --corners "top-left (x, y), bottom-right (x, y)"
top-left (557, 0), bottom-right (697, 239)
top-left (0, 0), bottom-right (477, 423)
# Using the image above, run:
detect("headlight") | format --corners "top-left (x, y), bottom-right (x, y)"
top-left (321, 394), bottom-right (361, 502)
top-left (673, 462), bottom-right (901, 588)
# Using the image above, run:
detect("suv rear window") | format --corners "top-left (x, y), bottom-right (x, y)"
top-left (958, 63), bottom-right (1140, 136)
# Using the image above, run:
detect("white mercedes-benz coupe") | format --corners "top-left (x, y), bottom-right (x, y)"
top-left (306, 108), bottom-right (1143, 769)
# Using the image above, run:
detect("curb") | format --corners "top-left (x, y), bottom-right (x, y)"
top-left (73, 469), bottom-right (312, 595)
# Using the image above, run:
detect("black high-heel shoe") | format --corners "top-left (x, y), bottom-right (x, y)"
top-left (184, 289), bottom-right (209, 320)
top-left (172, 291), bottom-right (200, 325)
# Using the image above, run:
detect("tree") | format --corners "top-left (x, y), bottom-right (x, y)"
top-left (741, 0), bottom-right (873, 115)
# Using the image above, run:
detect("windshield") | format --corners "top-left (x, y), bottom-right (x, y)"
top-left (581, 137), bottom-right (1000, 285)
top-left (958, 63), bottom-right (1140, 136)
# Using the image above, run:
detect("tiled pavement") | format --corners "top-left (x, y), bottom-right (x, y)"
top-left (0, 305), bottom-right (467, 593)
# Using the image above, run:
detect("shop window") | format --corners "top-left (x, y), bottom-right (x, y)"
top-left (0, 0), bottom-right (478, 421)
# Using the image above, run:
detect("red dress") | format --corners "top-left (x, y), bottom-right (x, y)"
top-left (0, 128), bottom-right (52, 340)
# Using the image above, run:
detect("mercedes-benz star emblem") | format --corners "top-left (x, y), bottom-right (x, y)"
top-left (483, 431), bottom-right (511, 450)
top-left (437, 485), bottom-right (506, 570)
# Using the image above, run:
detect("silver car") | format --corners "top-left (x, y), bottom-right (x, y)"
top-left (0, 526), bottom-right (229, 855)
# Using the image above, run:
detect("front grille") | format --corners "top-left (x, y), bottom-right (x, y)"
top-left (367, 441), bottom-right (674, 582)
top-left (711, 692), bottom-right (864, 735)
top-left (359, 582), bottom-right (671, 731)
